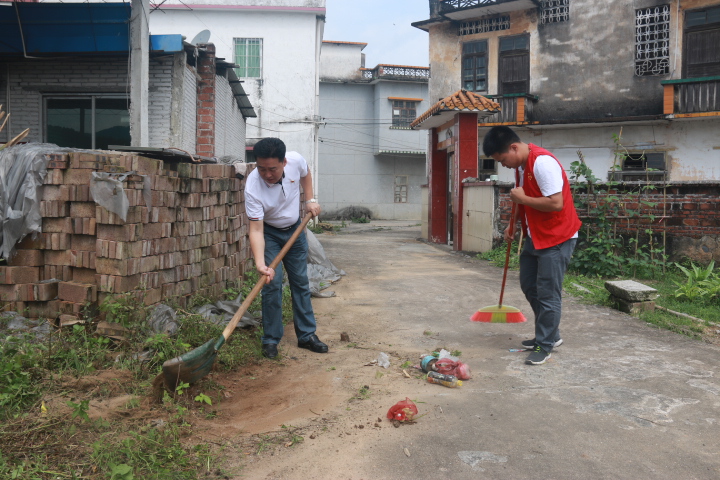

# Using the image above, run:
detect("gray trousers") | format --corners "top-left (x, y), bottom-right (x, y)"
top-left (519, 236), bottom-right (577, 353)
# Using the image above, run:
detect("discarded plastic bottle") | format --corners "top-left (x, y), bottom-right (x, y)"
top-left (426, 371), bottom-right (462, 388)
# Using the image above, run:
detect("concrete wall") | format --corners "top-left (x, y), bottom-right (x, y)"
top-left (372, 82), bottom-right (429, 154)
top-left (462, 182), bottom-right (496, 253)
top-left (0, 59), bottom-right (129, 143)
top-left (320, 43), bottom-right (365, 81)
top-left (148, 58), bottom-right (174, 149)
top-left (0, 54), bottom-right (247, 158)
top-left (182, 65), bottom-right (198, 153)
top-left (214, 75), bottom-right (247, 160)
top-left (150, 2), bottom-right (325, 177)
top-left (319, 81), bottom-right (428, 220)
top-left (481, 119), bottom-right (720, 184)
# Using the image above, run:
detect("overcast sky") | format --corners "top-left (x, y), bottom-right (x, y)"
top-left (324, 0), bottom-right (430, 68)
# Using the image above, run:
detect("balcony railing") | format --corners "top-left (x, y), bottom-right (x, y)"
top-left (441, 0), bottom-right (500, 9)
top-left (662, 76), bottom-right (720, 116)
top-left (439, 0), bottom-right (541, 18)
top-left (478, 93), bottom-right (537, 124)
top-left (360, 65), bottom-right (430, 82)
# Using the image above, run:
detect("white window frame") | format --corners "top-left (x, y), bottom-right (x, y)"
top-left (233, 38), bottom-right (263, 78)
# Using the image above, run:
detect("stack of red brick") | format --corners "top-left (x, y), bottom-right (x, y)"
top-left (0, 151), bottom-right (252, 320)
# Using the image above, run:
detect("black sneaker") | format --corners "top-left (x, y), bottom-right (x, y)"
top-left (521, 338), bottom-right (563, 350)
top-left (525, 345), bottom-right (551, 365)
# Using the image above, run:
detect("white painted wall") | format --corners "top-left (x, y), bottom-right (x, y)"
top-left (320, 42), bottom-right (365, 81)
top-left (150, 0), bottom-right (325, 174)
top-left (481, 121), bottom-right (720, 184)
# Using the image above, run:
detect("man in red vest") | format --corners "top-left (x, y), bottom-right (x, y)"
top-left (483, 126), bottom-right (582, 365)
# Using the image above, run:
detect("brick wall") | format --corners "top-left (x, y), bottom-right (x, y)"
top-left (495, 182), bottom-right (720, 261)
top-left (1, 151), bottom-right (254, 319)
top-left (196, 44), bottom-right (216, 158)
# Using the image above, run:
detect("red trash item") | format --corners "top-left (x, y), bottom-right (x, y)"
top-left (386, 397), bottom-right (418, 422)
top-left (434, 358), bottom-right (472, 380)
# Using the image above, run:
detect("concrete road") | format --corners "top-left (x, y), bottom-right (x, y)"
top-left (240, 221), bottom-right (720, 480)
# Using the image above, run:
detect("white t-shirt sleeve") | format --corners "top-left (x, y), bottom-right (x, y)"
top-left (533, 155), bottom-right (564, 197)
top-left (287, 151), bottom-right (309, 177)
top-left (244, 175), bottom-right (264, 221)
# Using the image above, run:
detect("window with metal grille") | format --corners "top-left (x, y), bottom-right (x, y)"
top-left (391, 101), bottom-right (417, 128)
top-left (478, 157), bottom-right (497, 176)
top-left (610, 152), bottom-right (667, 181)
top-left (684, 6), bottom-right (720, 78)
top-left (462, 41), bottom-right (488, 93)
top-left (460, 16), bottom-right (510, 35)
top-left (394, 176), bottom-right (408, 203)
top-left (234, 38), bottom-right (262, 78)
top-left (635, 6), bottom-right (670, 76)
top-left (499, 35), bottom-right (529, 94)
top-left (540, 0), bottom-right (569, 24)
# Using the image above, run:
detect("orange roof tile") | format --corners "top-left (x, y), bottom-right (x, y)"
top-left (410, 90), bottom-right (501, 129)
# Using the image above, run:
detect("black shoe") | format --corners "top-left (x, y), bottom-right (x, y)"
top-left (521, 338), bottom-right (563, 350)
top-left (525, 345), bottom-right (551, 365)
top-left (262, 343), bottom-right (278, 359)
top-left (297, 334), bottom-right (328, 353)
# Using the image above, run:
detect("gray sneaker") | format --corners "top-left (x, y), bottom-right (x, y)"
top-left (521, 338), bottom-right (563, 350)
top-left (525, 345), bottom-right (551, 365)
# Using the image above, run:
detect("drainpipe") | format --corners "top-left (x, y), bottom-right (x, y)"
top-left (313, 14), bottom-right (325, 208)
top-left (5, 64), bottom-right (10, 142)
top-left (130, 0), bottom-right (149, 147)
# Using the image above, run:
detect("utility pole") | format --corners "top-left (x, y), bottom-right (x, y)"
top-left (130, 0), bottom-right (149, 147)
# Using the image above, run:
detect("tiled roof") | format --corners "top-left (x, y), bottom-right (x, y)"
top-left (410, 90), bottom-right (501, 129)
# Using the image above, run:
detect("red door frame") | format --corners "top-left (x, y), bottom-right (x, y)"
top-left (427, 112), bottom-right (479, 250)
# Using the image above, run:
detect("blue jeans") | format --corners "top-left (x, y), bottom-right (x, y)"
top-left (261, 218), bottom-right (317, 345)
top-left (519, 237), bottom-right (577, 353)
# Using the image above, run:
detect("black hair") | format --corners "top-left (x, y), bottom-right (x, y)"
top-left (482, 126), bottom-right (521, 156)
top-left (253, 137), bottom-right (286, 161)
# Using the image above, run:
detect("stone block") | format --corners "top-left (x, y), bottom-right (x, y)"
top-left (611, 295), bottom-right (656, 315)
top-left (605, 280), bottom-right (658, 302)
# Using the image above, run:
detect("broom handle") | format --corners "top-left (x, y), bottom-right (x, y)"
top-left (221, 212), bottom-right (314, 340)
top-left (498, 202), bottom-right (519, 309)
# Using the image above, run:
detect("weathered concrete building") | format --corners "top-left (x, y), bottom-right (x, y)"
top-left (150, 0), bottom-right (326, 188)
top-left (0, 3), bottom-right (254, 160)
top-left (412, 0), bottom-right (720, 257)
top-left (319, 41), bottom-right (429, 220)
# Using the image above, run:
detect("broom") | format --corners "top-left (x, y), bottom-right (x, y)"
top-left (470, 202), bottom-right (527, 323)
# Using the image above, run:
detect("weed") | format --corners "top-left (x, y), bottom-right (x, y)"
top-left (423, 330), bottom-right (433, 336)
top-left (194, 393), bottom-right (212, 406)
top-left (400, 361), bottom-right (412, 369)
top-left (351, 216), bottom-right (370, 223)
top-left (67, 399), bottom-right (91, 423)
top-left (477, 242), bottom-right (520, 270)
top-left (354, 385), bottom-right (371, 400)
top-left (326, 366), bottom-right (336, 371)
top-left (451, 350), bottom-right (462, 357)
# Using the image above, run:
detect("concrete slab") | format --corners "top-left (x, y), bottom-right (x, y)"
top-left (237, 223), bottom-right (720, 479)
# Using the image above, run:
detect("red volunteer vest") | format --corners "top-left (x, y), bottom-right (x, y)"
top-left (515, 144), bottom-right (582, 249)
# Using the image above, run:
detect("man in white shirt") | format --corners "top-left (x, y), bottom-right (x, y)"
top-left (244, 137), bottom-right (327, 359)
